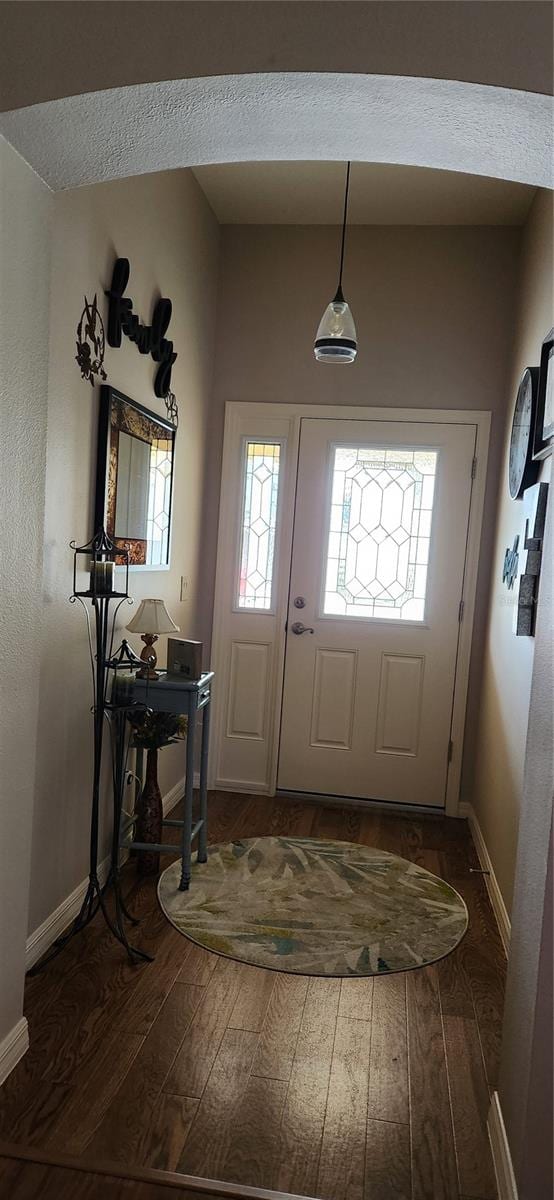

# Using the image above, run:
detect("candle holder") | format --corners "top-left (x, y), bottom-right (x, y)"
top-left (29, 528), bottom-right (153, 973)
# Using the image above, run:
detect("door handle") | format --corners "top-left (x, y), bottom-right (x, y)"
top-left (291, 621), bottom-right (314, 636)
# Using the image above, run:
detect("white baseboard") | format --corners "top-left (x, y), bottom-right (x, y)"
top-left (163, 772), bottom-right (201, 812)
top-left (488, 1091), bottom-right (518, 1200)
top-left (25, 778), bottom-right (186, 972)
top-left (162, 779), bottom-right (184, 815)
top-left (214, 777), bottom-right (271, 794)
top-left (0, 1017), bottom-right (29, 1087)
top-left (25, 854), bottom-right (112, 971)
top-left (459, 801), bottom-right (511, 956)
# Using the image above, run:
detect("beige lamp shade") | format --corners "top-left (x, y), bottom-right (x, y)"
top-left (126, 598), bottom-right (180, 635)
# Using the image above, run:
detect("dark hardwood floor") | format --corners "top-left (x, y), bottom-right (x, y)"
top-left (0, 793), bottom-right (506, 1200)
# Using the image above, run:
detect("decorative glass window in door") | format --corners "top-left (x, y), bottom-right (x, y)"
top-left (237, 441), bottom-right (281, 610)
top-left (323, 446), bottom-right (438, 620)
top-left (146, 437), bottom-right (173, 567)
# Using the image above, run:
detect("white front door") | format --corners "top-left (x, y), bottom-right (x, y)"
top-left (277, 418), bottom-right (476, 807)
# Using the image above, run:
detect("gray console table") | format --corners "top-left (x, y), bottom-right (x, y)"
top-left (119, 671), bottom-right (214, 890)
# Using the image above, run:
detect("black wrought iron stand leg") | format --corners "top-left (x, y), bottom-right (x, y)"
top-left (28, 878), bottom-right (101, 974)
top-left (105, 706), bottom-right (153, 962)
top-left (116, 886), bottom-right (139, 926)
top-left (106, 706), bottom-right (138, 923)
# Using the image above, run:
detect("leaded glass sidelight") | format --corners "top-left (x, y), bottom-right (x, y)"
top-left (237, 441), bottom-right (281, 610)
top-left (323, 446), bottom-right (438, 621)
top-left (146, 437), bottom-right (173, 567)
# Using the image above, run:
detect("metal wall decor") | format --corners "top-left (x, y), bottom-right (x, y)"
top-left (515, 482), bottom-right (548, 636)
top-left (502, 536), bottom-right (519, 589)
top-left (165, 390), bottom-right (179, 427)
top-left (105, 257), bottom-right (178, 398)
top-left (75, 293), bottom-right (107, 386)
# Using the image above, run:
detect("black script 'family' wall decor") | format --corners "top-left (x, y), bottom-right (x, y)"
top-left (105, 258), bottom-right (177, 399)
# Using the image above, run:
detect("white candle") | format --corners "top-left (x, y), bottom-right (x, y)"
top-left (114, 671), bottom-right (135, 703)
top-left (90, 560), bottom-right (115, 593)
top-left (90, 560), bottom-right (104, 592)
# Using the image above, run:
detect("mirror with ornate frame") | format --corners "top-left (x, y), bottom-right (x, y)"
top-left (94, 386), bottom-right (176, 568)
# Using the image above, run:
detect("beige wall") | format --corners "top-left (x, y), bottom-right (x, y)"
top-left (205, 222), bottom-right (521, 802)
top-left (28, 168), bottom-right (219, 936)
top-left (499, 490), bottom-right (553, 1194)
top-left (0, 138), bottom-right (52, 1049)
top-left (0, 1), bottom-right (552, 112)
top-left (471, 189), bottom-right (553, 912)
top-left (517, 816), bottom-right (553, 1199)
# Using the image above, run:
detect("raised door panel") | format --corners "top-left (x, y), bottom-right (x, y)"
top-left (310, 649), bottom-right (357, 750)
top-left (226, 641), bottom-right (270, 741)
top-left (217, 638), bottom-right (274, 791)
top-left (375, 653), bottom-right (425, 757)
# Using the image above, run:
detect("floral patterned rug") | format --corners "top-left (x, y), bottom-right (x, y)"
top-left (158, 836), bottom-right (468, 976)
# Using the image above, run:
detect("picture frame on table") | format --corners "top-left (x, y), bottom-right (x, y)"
top-left (533, 326), bottom-right (554, 461)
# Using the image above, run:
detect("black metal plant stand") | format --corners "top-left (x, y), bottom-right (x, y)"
top-left (29, 529), bottom-right (152, 974)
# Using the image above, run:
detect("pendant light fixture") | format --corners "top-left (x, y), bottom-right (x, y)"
top-left (314, 161), bottom-right (357, 363)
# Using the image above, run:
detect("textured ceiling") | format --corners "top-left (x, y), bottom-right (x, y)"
top-left (0, 73), bottom-right (551, 193)
top-left (192, 162), bottom-right (536, 226)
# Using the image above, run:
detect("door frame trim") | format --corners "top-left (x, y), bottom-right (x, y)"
top-left (210, 402), bottom-right (491, 817)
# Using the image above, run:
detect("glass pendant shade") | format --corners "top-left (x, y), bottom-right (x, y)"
top-left (314, 286), bottom-right (357, 363)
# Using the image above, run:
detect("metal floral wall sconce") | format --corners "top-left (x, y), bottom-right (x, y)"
top-left (165, 390), bottom-right (179, 427)
top-left (75, 294), bottom-right (107, 386)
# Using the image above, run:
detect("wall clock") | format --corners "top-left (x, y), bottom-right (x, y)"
top-left (509, 367), bottom-right (539, 499)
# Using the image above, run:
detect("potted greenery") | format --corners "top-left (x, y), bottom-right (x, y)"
top-left (128, 710), bottom-right (188, 875)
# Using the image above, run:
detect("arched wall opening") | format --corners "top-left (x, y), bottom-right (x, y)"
top-left (0, 72), bottom-right (552, 192)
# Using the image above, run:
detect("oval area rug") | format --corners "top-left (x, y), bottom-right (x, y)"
top-left (158, 836), bottom-right (468, 976)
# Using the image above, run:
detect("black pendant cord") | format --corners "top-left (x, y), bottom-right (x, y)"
top-left (28, 592), bottom-right (152, 975)
top-left (335, 160), bottom-right (351, 300)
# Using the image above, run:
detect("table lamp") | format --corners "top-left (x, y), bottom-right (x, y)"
top-left (126, 598), bottom-right (180, 679)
